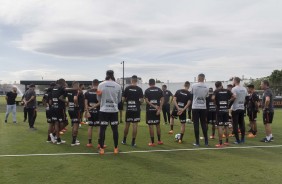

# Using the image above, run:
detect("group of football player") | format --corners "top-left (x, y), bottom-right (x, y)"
top-left (42, 71), bottom-right (274, 154)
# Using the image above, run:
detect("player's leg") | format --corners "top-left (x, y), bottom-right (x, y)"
top-left (200, 109), bottom-right (208, 145)
top-left (11, 104), bottom-right (17, 123)
top-left (132, 122), bottom-right (138, 146)
top-left (232, 110), bottom-right (240, 144)
top-left (169, 113), bottom-right (175, 134)
top-left (238, 110), bottom-right (245, 143)
top-left (122, 122), bottom-right (130, 144)
top-left (148, 125), bottom-right (155, 146)
top-left (5, 105), bottom-right (11, 122)
top-left (111, 125), bottom-right (119, 149)
top-left (216, 125), bottom-right (223, 147)
top-left (162, 105), bottom-right (168, 124)
top-left (192, 109), bottom-right (200, 146)
top-left (99, 125), bottom-right (107, 149)
top-left (156, 123), bottom-right (163, 145)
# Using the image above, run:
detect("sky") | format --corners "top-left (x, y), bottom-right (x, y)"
top-left (0, 0), bottom-right (282, 84)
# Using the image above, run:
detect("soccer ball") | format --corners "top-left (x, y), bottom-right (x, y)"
top-left (175, 134), bottom-right (181, 141)
top-left (186, 119), bottom-right (192, 124)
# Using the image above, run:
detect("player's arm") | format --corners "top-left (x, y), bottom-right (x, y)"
top-left (173, 96), bottom-right (179, 110)
top-left (182, 99), bottom-right (191, 112)
top-left (5, 94), bottom-right (8, 102)
top-left (157, 96), bottom-right (164, 115)
top-left (264, 96), bottom-right (271, 111)
top-left (145, 98), bottom-right (157, 109)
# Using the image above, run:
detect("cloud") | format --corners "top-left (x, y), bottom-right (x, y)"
top-left (0, 0), bottom-right (282, 82)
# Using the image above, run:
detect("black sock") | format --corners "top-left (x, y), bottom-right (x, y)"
top-left (226, 138), bottom-right (229, 143)
top-left (157, 135), bottom-right (161, 142)
top-left (52, 133), bottom-right (56, 137)
top-left (180, 133), bottom-right (184, 141)
top-left (72, 136), bottom-right (77, 144)
top-left (88, 139), bottom-right (92, 144)
top-left (57, 137), bottom-right (61, 142)
top-left (151, 137), bottom-right (154, 143)
top-left (132, 138), bottom-right (136, 145)
top-left (123, 137), bottom-right (127, 142)
top-left (170, 125), bottom-right (173, 130)
top-left (219, 140), bottom-right (223, 145)
top-left (98, 139), bottom-right (100, 145)
top-left (47, 136), bottom-right (51, 141)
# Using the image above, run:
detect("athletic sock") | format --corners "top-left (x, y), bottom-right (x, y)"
top-left (170, 125), bottom-right (173, 131)
top-left (52, 133), bottom-right (56, 137)
top-left (226, 138), bottom-right (229, 143)
top-left (270, 134), bottom-right (273, 138)
top-left (57, 137), bottom-right (61, 142)
top-left (266, 135), bottom-right (271, 141)
top-left (151, 137), bottom-right (154, 144)
top-left (98, 139), bottom-right (100, 145)
top-left (157, 135), bottom-right (161, 142)
top-left (180, 133), bottom-right (184, 141)
top-left (132, 138), bottom-right (136, 145)
top-left (88, 139), bottom-right (92, 144)
top-left (123, 137), bottom-right (127, 142)
top-left (72, 136), bottom-right (77, 144)
top-left (219, 140), bottom-right (223, 145)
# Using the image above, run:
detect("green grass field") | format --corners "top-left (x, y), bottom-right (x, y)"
top-left (0, 96), bottom-right (281, 184)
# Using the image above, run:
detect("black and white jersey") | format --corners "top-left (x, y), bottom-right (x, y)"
top-left (206, 94), bottom-right (216, 112)
top-left (51, 86), bottom-right (66, 109)
top-left (84, 89), bottom-right (100, 112)
top-left (66, 89), bottom-right (79, 111)
top-left (144, 86), bottom-right (163, 112)
top-left (174, 89), bottom-right (191, 108)
top-left (214, 88), bottom-right (232, 112)
top-left (123, 85), bottom-right (143, 112)
top-left (246, 92), bottom-right (259, 111)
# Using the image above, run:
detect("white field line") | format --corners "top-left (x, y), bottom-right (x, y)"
top-left (0, 145), bottom-right (282, 157)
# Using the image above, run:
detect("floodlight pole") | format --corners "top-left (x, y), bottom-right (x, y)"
top-left (121, 61), bottom-right (125, 92)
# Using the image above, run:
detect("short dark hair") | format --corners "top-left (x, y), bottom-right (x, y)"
top-left (57, 78), bottom-right (66, 86)
top-left (262, 80), bottom-right (270, 87)
top-left (149, 79), bottom-right (155, 85)
top-left (79, 83), bottom-right (84, 87)
top-left (198, 73), bottom-right (205, 78)
top-left (184, 81), bottom-right (190, 87)
top-left (50, 82), bottom-right (56, 87)
top-left (132, 75), bottom-right (138, 82)
top-left (162, 85), bottom-right (167, 88)
top-left (247, 84), bottom-right (255, 89)
top-left (29, 83), bottom-right (35, 88)
top-left (92, 79), bottom-right (99, 85)
top-left (227, 84), bottom-right (233, 88)
top-left (234, 77), bottom-right (241, 84)
top-left (215, 81), bottom-right (222, 88)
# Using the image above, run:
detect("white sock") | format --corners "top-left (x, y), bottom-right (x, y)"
top-left (270, 134), bottom-right (273, 138)
top-left (266, 136), bottom-right (271, 141)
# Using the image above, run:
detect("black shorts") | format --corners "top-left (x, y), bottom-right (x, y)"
top-left (51, 108), bottom-right (66, 123)
top-left (263, 111), bottom-right (274, 124)
top-left (126, 111), bottom-right (141, 123)
top-left (171, 108), bottom-right (187, 123)
top-left (247, 110), bottom-right (257, 121)
top-left (146, 110), bottom-right (160, 125)
top-left (99, 112), bottom-right (119, 126)
top-left (68, 109), bottom-right (80, 124)
top-left (216, 112), bottom-right (230, 126)
top-left (46, 108), bottom-right (52, 123)
top-left (88, 111), bottom-right (100, 126)
top-left (118, 102), bottom-right (123, 111)
top-left (207, 111), bottom-right (217, 124)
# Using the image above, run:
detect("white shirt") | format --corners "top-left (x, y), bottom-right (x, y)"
top-left (191, 82), bottom-right (209, 109)
top-left (231, 85), bottom-right (247, 111)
